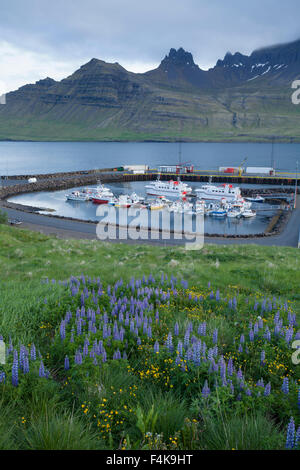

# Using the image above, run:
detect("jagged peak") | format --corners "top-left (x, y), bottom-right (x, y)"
top-left (160, 47), bottom-right (197, 68)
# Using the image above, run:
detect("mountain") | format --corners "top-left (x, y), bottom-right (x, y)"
top-left (1, 39), bottom-right (300, 142)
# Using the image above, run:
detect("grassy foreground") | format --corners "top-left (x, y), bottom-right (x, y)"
top-left (0, 224), bottom-right (299, 450)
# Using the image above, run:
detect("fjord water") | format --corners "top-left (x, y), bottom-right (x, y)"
top-left (0, 141), bottom-right (300, 175)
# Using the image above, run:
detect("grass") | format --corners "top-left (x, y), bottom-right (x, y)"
top-left (0, 223), bottom-right (299, 450)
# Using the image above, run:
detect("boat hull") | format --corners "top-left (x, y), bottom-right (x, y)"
top-left (92, 198), bottom-right (110, 205)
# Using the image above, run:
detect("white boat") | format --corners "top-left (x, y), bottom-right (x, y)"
top-left (178, 202), bottom-right (193, 213)
top-left (245, 195), bottom-right (265, 203)
top-left (66, 191), bottom-right (89, 202)
top-left (210, 209), bottom-right (227, 217)
top-left (192, 200), bottom-right (205, 214)
top-left (115, 195), bottom-right (132, 208)
top-left (196, 183), bottom-right (241, 201)
top-left (145, 176), bottom-right (192, 197)
top-left (241, 209), bottom-right (256, 218)
top-left (85, 184), bottom-right (114, 200)
top-left (228, 198), bottom-right (252, 210)
top-left (168, 201), bottom-right (182, 213)
top-left (130, 192), bottom-right (145, 205)
top-left (149, 200), bottom-right (165, 210)
top-left (227, 209), bottom-right (242, 218)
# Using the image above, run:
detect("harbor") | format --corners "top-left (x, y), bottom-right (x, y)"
top-left (0, 166), bottom-right (297, 244)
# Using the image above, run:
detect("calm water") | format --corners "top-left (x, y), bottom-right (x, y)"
top-left (0, 141), bottom-right (299, 175)
top-left (8, 181), bottom-right (277, 235)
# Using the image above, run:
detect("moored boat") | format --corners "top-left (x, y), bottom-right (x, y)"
top-left (145, 176), bottom-right (192, 197)
top-left (196, 183), bottom-right (241, 201)
top-left (66, 191), bottom-right (89, 202)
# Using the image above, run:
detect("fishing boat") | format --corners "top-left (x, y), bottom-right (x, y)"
top-left (66, 191), bottom-right (89, 202)
top-left (93, 195), bottom-right (117, 205)
top-left (129, 192), bottom-right (145, 205)
top-left (241, 209), bottom-right (256, 218)
top-left (145, 176), bottom-right (192, 197)
top-left (188, 200), bottom-right (205, 215)
top-left (196, 183), bottom-right (241, 201)
top-left (210, 208), bottom-right (227, 217)
top-left (149, 199), bottom-right (165, 210)
top-left (115, 195), bottom-right (132, 208)
top-left (85, 183), bottom-right (113, 200)
top-left (244, 195), bottom-right (265, 203)
top-left (227, 209), bottom-right (242, 218)
top-left (178, 201), bottom-right (193, 213)
top-left (168, 201), bottom-right (181, 213)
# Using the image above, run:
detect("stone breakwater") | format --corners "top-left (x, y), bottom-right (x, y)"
top-left (0, 172), bottom-right (124, 200)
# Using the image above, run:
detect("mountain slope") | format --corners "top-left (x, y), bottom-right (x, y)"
top-left (1, 40), bottom-right (300, 142)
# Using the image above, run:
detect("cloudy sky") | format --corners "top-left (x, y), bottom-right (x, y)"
top-left (0, 0), bottom-right (300, 94)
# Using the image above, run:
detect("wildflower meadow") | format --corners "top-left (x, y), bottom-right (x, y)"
top-left (0, 270), bottom-right (299, 450)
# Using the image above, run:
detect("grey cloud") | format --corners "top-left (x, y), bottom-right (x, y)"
top-left (1, 0), bottom-right (300, 70)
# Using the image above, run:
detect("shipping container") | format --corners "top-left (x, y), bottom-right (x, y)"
top-left (123, 164), bottom-right (149, 171)
top-left (246, 167), bottom-right (275, 175)
top-left (219, 167), bottom-right (240, 174)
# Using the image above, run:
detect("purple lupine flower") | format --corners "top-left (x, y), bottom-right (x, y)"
top-left (257, 378), bottom-right (264, 387)
top-left (202, 380), bottom-right (210, 398)
top-left (39, 360), bottom-right (46, 378)
top-left (240, 334), bottom-right (245, 344)
top-left (75, 352), bottom-right (82, 365)
top-left (174, 322), bottom-right (179, 336)
top-left (249, 329), bottom-right (254, 342)
top-left (227, 358), bottom-right (234, 376)
top-left (0, 371), bottom-right (5, 383)
top-left (298, 388), bottom-right (300, 411)
top-left (30, 343), bottom-right (36, 361)
top-left (285, 327), bottom-right (294, 344)
top-left (11, 357), bottom-right (18, 387)
top-left (60, 320), bottom-right (66, 341)
top-left (184, 329), bottom-right (190, 349)
top-left (286, 417), bottom-right (295, 449)
top-left (260, 350), bottom-right (266, 365)
top-left (177, 340), bottom-right (183, 357)
top-left (22, 357), bottom-right (29, 375)
top-left (64, 356), bottom-right (70, 370)
top-left (102, 349), bottom-right (107, 363)
top-left (264, 382), bottom-right (271, 396)
top-left (212, 329), bottom-right (218, 345)
top-left (166, 333), bottom-right (173, 352)
top-left (264, 327), bottom-right (271, 341)
top-left (295, 427), bottom-right (300, 449)
top-left (282, 377), bottom-right (289, 395)
top-left (154, 341), bottom-right (159, 354)
top-left (216, 290), bottom-right (220, 301)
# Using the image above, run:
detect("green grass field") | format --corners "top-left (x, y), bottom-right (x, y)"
top-left (0, 224), bottom-right (299, 450)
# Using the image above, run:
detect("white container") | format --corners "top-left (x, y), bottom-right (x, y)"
top-left (28, 177), bottom-right (37, 183)
top-left (246, 167), bottom-right (275, 175)
top-left (123, 165), bottom-right (149, 171)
